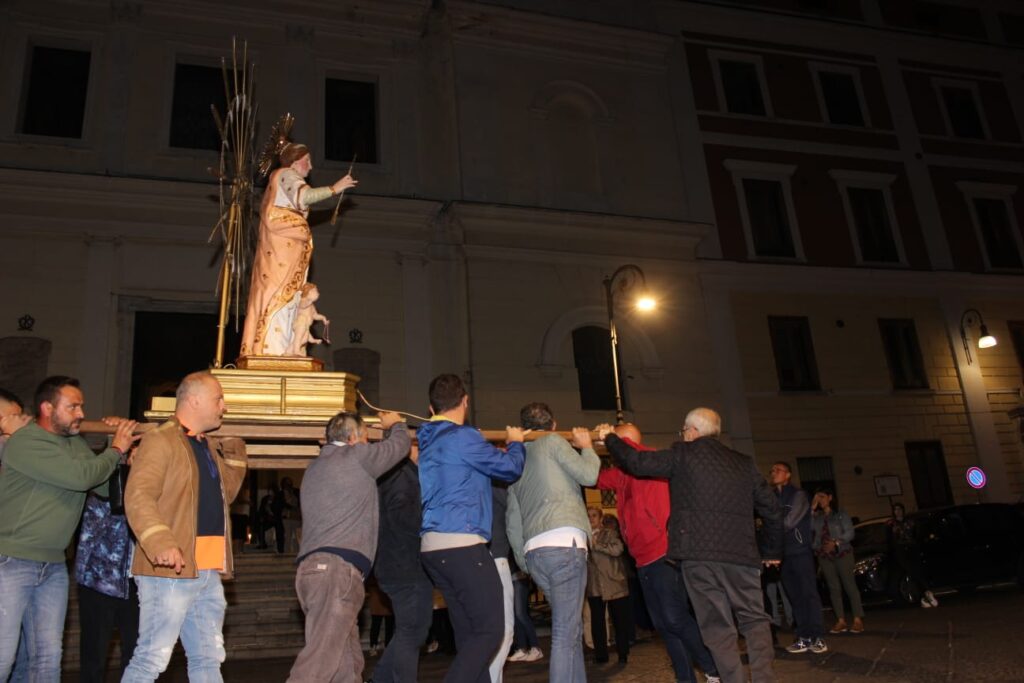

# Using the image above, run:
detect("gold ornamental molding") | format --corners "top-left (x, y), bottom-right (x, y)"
top-left (145, 367), bottom-right (360, 424)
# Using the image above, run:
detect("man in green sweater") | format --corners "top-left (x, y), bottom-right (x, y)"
top-left (0, 376), bottom-right (137, 682)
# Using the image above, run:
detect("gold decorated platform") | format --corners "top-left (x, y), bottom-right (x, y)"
top-left (146, 367), bottom-right (359, 424)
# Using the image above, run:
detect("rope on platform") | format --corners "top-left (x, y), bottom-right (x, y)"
top-left (356, 389), bottom-right (432, 423)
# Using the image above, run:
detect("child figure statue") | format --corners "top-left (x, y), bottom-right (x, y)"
top-left (286, 283), bottom-right (330, 356)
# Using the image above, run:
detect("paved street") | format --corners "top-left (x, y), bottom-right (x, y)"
top-left (70, 583), bottom-right (1024, 682)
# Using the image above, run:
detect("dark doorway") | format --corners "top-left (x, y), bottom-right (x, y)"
top-left (905, 441), bottom-right (954, 510)
top-left (129, 311), bottom-right (241, 420)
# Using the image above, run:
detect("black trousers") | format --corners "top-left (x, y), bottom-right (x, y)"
top-left (77, 582), bottom-right (140, 683)
top-left (421, 544), bottom-right (503, 683)
top-left (587, 595), bottom-right (631, 663)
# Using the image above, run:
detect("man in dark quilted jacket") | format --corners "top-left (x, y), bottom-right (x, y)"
top-left (599, 408), bottom-right (782, 683)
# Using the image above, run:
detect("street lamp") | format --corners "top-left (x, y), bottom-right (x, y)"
top-left (959, 308), bottom-right (998, 365)
top-left (603, 264), bottom-right (656, 424)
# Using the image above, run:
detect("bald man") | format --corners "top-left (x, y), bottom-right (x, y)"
top-left (595, 424), bottom-right (720, 683)
top-left (598, 409), bottom-right (782, 683)
top-left (123, 372), bottom-right (248, 683)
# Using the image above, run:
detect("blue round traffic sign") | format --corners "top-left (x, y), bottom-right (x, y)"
top-left (966, 467), bottom-right (986, 490)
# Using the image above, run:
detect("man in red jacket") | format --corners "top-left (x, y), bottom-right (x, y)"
top-left (596, 424), bottom-right (720, 683)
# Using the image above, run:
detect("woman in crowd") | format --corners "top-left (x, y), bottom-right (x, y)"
top-left (586, 508), bottom-right (632, 664)
top-left (811, 489), bottom-right (864, 633)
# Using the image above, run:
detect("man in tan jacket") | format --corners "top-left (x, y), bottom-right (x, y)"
top-left (122, 372), bottom-right (247, 683)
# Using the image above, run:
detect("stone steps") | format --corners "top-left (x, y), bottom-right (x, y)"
top-left (61, 551), bottom-right (307, 671)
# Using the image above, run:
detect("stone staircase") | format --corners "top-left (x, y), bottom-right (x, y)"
top-left (61, 551), bottom-right (305, 671)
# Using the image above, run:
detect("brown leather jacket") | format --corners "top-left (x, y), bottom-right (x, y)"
top-left (125, 418), bottom-right (248, 579)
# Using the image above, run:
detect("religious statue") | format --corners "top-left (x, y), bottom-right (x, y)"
top-left (240, 142), bottom-right (357, 357)
top-left (285, 283), bottom-right (330, 356)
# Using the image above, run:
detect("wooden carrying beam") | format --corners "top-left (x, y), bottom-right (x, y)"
top-left (78, 421), bottom-right (607, 470)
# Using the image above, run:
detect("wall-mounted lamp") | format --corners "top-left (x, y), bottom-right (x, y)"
top-left (959, 308), bottom-right (997, 365)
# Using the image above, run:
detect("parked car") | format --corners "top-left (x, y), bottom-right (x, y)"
top-left (851, 503), bottom-right (1024, 605)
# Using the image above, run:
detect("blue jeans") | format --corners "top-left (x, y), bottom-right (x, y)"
top-left (511, 577), bottom-right (539, 650)
top-left (525, 546), bottom-right (587, 683)
top-left (0, 555), bottom-right (69, 683)
top-left (638, 558), bottom-right (718, 683)
top-left (121, 571), bottom-right (227, 683)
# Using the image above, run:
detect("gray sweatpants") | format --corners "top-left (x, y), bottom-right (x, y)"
top-left (681, 560), bottom-right (776, 683)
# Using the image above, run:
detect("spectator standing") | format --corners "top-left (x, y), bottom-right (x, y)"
top-left (506, 402), bottom-right (599, 683)
top-left (586, 510), bottom-right (632, 665)
top-left (768, 462), bottom-right (827, 655)
top-left (506, 558), bottom-right (542, 663)
top-left (417, 374), bottom-right (525, 683)
top-left (373, 444), bottom-right (434, 683)
top-left (595, 423), bottom-right (720, 683)
top-left (0, 376), bottom-right (136, 681)
top-left (810, 490), bottom-right (864, 634)
top-left (122, 372), bottom-right (247, 682)
top-left (280, 477), bottom-right (302, 554)
top-left (888, 503), bottom-right (938, 608)
top-left (599, 408), bottom-right (782, 683)
top-left (286, 410), bottom-right (410, 682)
top-left (74, 455), bottom-right (140, 683)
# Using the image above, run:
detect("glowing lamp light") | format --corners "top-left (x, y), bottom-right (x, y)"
top-left (977, 324), bottom-right (997, 349)
top-left (959, 309), bottom-right (997, 364)
top-left (636, 296), bottom-right (657, 312)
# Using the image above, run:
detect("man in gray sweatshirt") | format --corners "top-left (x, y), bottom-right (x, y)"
top-left (287, 410), bottom-right (411, 683)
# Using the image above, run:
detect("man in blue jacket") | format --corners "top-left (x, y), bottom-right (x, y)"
top-left (769, 461), bottom-right (827, 655)
top-left (417, 374), bottom-right (525, 683)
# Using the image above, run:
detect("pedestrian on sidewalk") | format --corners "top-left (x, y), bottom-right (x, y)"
top-left (811, 489), bottom-right (864, 634)
top-left (888, 504), bottom-right (938, 608)
top-left (586, 509), bottom-right (632, 666)
top-left (769, 462), bottom-right (827, 655)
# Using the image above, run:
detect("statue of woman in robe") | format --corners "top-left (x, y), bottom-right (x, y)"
top-left (240, 143), bottom-right (357, 357)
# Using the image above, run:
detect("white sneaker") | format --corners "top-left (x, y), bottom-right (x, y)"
top-left (507, 649), bottom-right (528, 662)
top-left (705, 676), bottom-right (722, 683)
top-left (522, 647), bottom-right (544, 662)
top-left (925, 590), bottom-right (938, 607)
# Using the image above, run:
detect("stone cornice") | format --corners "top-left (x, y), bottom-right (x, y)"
top-left (447, 1), bottom-right (673, 71)
top-left (452, 202), bottom-right (710, 261)
top-left (8, 0), bottom-right (431, 42)
top-left (697, 260), bottom-right (1024, 297)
